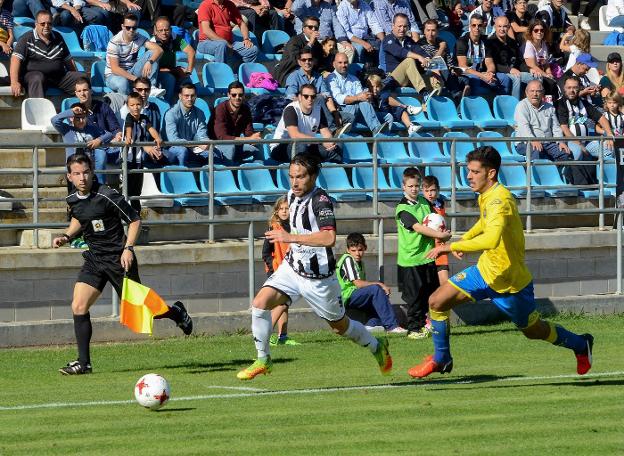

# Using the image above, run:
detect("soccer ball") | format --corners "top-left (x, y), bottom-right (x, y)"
top-left (134, 373), bottom-right (170, 410)
top-left (422, 213), bottom-right (446, 232)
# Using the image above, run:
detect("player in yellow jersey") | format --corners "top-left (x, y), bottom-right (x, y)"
top-left (408, 146), bottom-right (593, 379)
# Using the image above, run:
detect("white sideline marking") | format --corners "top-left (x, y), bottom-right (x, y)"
top-left (1, 370), bottom-right (622, 412)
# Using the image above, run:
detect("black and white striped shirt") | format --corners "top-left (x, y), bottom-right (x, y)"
top-left (12, 29), bottom-right (72, 78)
top-left (285, 187), bottom-right (336, 279)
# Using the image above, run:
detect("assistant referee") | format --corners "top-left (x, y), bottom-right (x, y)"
top-left (53, 154), bottom-right (193, 375)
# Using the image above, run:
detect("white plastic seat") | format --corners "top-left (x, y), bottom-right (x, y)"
top-left (599, 5), bottom-right (624, 32)
top-left (139, 171), bottom-right (175, 208)
top-left (0, 196), bottom-right (12, 211)
top-left (21, 98), bottom-right (57, 133)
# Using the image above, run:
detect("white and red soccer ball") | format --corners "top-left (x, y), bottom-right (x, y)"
top-left (422, 213), bottom-right (446, 232)
top-left (134, 373), bottom-right (170, 410)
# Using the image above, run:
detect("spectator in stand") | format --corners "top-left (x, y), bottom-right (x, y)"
top-left (52, 0), bottom-right (110, 28)
top-left (411, 0), bottom-right (437, 26)
top-left (381, 14), bottom-right (430, 97)
top-left (51, 103), bottom-right (113, 184)
top-left (373, 0), bottom-right (420, 41)
top-left (456, 14), bottom-right (498, 97)
top-left (606, 0), bottom-right (624, 29)
top-left (560, 28), bottom-right (590, 72)
top-left (152, 16), bottom-right (195, 104)
top-left (285, 48), bottom-right (342, 130)
top-left (365, 74), bottom-right (423, 135)
top-left (270, 84), bottom-right (341, 163)
top-left (485, 15), bottom-right (534, 99)
top-left (10, 10), bottom-right (85, 98)
top-left (318, 36), bottom-right (337, 76)
top-left (0, 0), bottom-right (14, 57)
top-left (601, 53), bottom-right (624, 98)
top-left (557, 75), bottom-right (614, 161)
top-left (336, 0), bottom-right (385, 66)
top-left (269, 0), bottom-right (295, 35)
top-left (514, 79), bottom-right (570, 160)
top-left (196, 0), bottom-right (259, 65)
top-left (446, 1), bottom-right (467, 37)
top-left (119, 77), bottom-right (163, 134)
top-left (506, 0), bottom-right (531, 40)
top-left (209, 81), bottom-right (261, 165)
top-left (417, 19), bottom-right (455, 95)
top-left (597, 92), bottom-right (624, 136)
top-left (163, 83), bottom-right (210, 167)
top-left (570, 0), bottom-right (600, 31)
top-left (327, 52), bottom-right (388, 135)
top-left (559, 53), bottom-right (601, 106)
top-left (105, 14), bottom-right (163, 95)
top-left (536, 0), bottom-right (573, 57)
top-left (519, 19), bottom-right (557, 97)
top-left (172, 0), bottom-right (201, 29)
top-left (232, 0), bottom-right (280, 39)
top-left (291, 0), bottom-right (354, 63)
top-left (273, 16), bottom-right (323, 86)
top-left (422, 175), bottom-right (449, 285)
top-left (12, 0), bottom-right (52, 19)
top-left (469, 0), bottom-right (504, 35)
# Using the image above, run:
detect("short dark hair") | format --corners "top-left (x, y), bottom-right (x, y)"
top-left (422, 175), bottom-right (439, 189)
top-left (393, 13), bottom-right (409, 23)
top-left (470, 13), bottom-right (484, 23)
top-left (466, 146), bottom-right (501, 174)
top-left (74, 77), bottom-right (91, 89)
top-left (298, 47), bottom-right (314, 60)
top-left (298, 83), bottom-right (317, 95)
top-left (178, 82), bottom-right (196, 93)
top-left (228, 81), bottom-right (245, 93)
top-left (36, 10), bottom-right (52, 21)
top-left (69, 102), bottom-right (88, 114)
top-left (564, 74), bottom-right (581, 87)
top-left (402, 167), bottom-right (421, 182)
top-left (127, 91), bottom-right (143, 103)
top-left (423, 19), bottom-right (438, 29)
top-left (346, 233), bottom-right (366, 249)
top-left (133, 76), bottom-right (151, 87)
top-left (302, 16), bottom-right (320, 26)
top-left (66, 153), bottom-right (93, 173)
top-left (290, 152), bottom-right (321, 178)
top-left (124, 13), bottom-right (139, 22)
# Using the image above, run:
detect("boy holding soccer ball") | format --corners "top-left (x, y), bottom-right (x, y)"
top-left (422, 175), bottom-right (449, 285)
top-left (395, 168), bottom-right (451, 340)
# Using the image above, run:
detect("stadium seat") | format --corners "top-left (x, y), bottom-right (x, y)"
top-left (137, 28), bottom-right (151, 40)
top-left (201, 62), bottom-right (236, 95)
top-left (599, 5), bottom-right (621, 32)
top-left (493, 95), bottom-right (519, 127)
top-left (238, 62), bottom-right (272, 95)
top-left (408, 133), bottom-right (449, 163)
top-left (13, 25), bottom-right (32, 41)
top-left (318, 166), bottom-right (367, 202)
top-left (531, 160), bottom-right (579, 197)
top-left (477, 131), bottom-right (524, 161)
top-left (426, 96), bottom-right (475, 129)
top-left (276, 166), bottom-right (290, 191)
top-left (232, 29), bottom-right (258, 46)
top-left (21, 98), bottom-right (57, 134)
top-left (260, 29), bottom-right (289, 60)
top-left (348, 62), bottom-right (364, 76)
top-left (0, 195), bottom-right (12, 211)
top-left (90, 61), bottom-right (112, 94)
top-left (426, 165), bottom-right (475, 200)
top-left (13, 16), bottom-right (34, 26)
top-left (396, 96), bottom-right (441, 129)
top-left (496, 160), bottom-right (546, 198)
top-left (581, 161), bottom-right (617, 198)
top-left (388, 165), bottom-right (409, 189)
top-left (438, 30), bottom-right (456, 57)
top-left (148, 96), bottom-right (170, 129)
top-left (460, 96), bottom-right (508, 129)
top-left (199, 166), bottom-right (254, 205)
top-left (139, 171), bottom-right (175, 208)
top-left (442, 131), bottom-right (474, 162)
top-left (194, 97), bottom-right (212, 123)
top-left (342, 135), bottom-right (372, 163)
top-left (352, 166), bottom-right (403, 201)
top-left (60, 97), bottom-right (79, 114)
top-left (238, 164), bottom-right (282, 203)
top-left (54, 26), bottom-right (95, 58)
top-left (160, 166), bottom-right (210, 206)
top-left (375, 133), bottom-right (421, 164)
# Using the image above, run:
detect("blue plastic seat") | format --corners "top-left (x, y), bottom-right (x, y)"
top-left (90, 61), bottom-right (111, 94)
top-left (427, 96), bottom-right (474, 129)
top-left (160, 166), bottom-right (209, 206)
top-left (531, 160), bottom-right (579, 197)
top-left (460, 96), bottom-right (508, 129)
top-left (232, 29), bottom-right (258, 46)
top-left (443, 132), bottom-right (474, 162)
top-left (426, 165), bottom-right (475, 200)
top-left (260, 29), bottom-right (289, 60)
top-left (13, 17), bottom-right (34, 26)
top-left (194, 97), bottom-right (212, 123)
top-left (318, 166), bottom-right (367, 202)
top-left (148, 96), bottom-right (170, 129)
top-left (388, 165), bottom-right (410, 189)
top-left (238, 164), bottom-right (282, 203)
top-left (352, 166), bottom-right (403, 201)
top-left (376, 133), bottom-right (421, 164)
top-left (60, 97), bottom-right (79, 112)
top-left (276, 166), bottom-right (290, 190)
top-left (396, 96), bottom-right (441, 129)
top-left (348, 62), bottom-right (364, 76)
top-left (341, 135), bottom-right (372, 163)
top-left (54, 26), bottom-right (95, 58)
top-left (438, 30), bottom-right (456, 57)
top-left (137, 28), bottom-right (151, 40)
top-left (477, 131), bottom-right (524, 161)
top-left (13, 25), bottom-right (32, 41)
top-left (238, 62), bottom-right (272, 95)
top-left (497, 161), bottom-right (546, 198)
top-left (199, 166), bottom-right (253, 205)
top-left (493, 95), bottom-right (519, 127)
top-left (202, 62), bottom-right (236, 95)
top-left (408, 133), bottom-right (449, 163)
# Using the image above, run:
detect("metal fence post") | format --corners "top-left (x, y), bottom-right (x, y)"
top-left (248, 221), bottom-right (255, 306)
top-left (450, 140), bottom-right (457, 233)
top-left (32, 146), bottom-right (39, 248)
top-left (208, 145), bottom-right (215, 243)
top-left (618, 210), bottom-right (622, 295)
top-left (121, 145), bottom-right (128, 199)
top-left (526, 150), bottom-right (532, 232)
top-left (372, 137), bottom-right (379, 235)
top-left (378, 217), bottom-right (384, 282)
top-left (598, 137), bottom-right (605, 230)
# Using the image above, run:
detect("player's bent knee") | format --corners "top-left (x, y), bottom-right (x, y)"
top-left (521, 319), bottom-right (550, 340)
top-left (328, 316), bottom-right (349, 335)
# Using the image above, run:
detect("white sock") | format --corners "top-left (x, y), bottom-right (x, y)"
top-left (251, 307), bottom-right (272, 359)
top-left (343, 318), bottom-right (379, 354)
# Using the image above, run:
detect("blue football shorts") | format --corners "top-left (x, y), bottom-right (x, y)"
top-left (448, 265), bottom-right (537, 328)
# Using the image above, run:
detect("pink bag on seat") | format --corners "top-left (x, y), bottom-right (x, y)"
top-left (247, 72), bottom-right (279, 91)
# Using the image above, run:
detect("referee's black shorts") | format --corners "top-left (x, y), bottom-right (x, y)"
top-left (77, 250), bottom-right (141, 297)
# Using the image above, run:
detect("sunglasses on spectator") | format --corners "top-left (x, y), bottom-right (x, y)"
top-left (305, 25), bottom-right (319, 30)
top-left (301, 93), bottom-right (316, 100)
top-left (156, 28), bottom-right (171, 33)
top-left (533, 28), bottom-right (544, 33)
top-left (470, 23), bottom-right (484, 28)
top-left (124, 25), bottom-right (138, 31)
top-left (135, 87), bottom-right (150, 92)
top-left (299, 57), bottom-right (314, 62)
top-left (229, 92), bottom-right (244, 98)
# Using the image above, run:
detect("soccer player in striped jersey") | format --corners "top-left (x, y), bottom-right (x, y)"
top-left (237, 153), bottom-right (392, 380)
top-left (408, 146), bottom-right (594, 378)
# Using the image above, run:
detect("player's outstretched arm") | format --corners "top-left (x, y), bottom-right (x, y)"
top-left (52, 218), bottom-right (82, 248)
top-left (265, 228), bottom-right (336, 247)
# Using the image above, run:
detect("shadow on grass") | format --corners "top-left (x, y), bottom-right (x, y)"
top-left (109, 358), bottom-right (297, 374)
top-left (156, 407), bottom-right (196, 413)
top-left (424, 376), bottom-right (624, 391)
top-left (451, 327), bottom-right (518, 337)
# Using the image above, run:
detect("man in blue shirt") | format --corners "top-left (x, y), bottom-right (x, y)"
top-left (373, 0), bottom-right (420, 40)
top-left (337, 0), bottom-right (385, 65)
top-left (163, 83), bottom-right (210, 167)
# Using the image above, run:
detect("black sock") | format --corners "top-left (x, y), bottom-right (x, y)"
top-left (73, 313), bottom-right (92, 365)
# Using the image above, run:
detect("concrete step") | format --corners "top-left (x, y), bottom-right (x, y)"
top-left (589, 45), bottom-right (622, 62)
top-left (0, 207), bottom-right (68, 224)
top-left (1, 187), bottom-right (68, 210)
top-left (0, 148), bottom-right (66, 169)
top-left (0, 166), bottom-right (66, 189)
top-left (0, 128), bottom-right (59, 145)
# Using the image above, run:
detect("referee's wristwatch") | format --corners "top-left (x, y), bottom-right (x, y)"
top-left (124, 246), bottom-right (135, 252)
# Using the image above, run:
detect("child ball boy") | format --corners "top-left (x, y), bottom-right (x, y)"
top-left (422, 175), bottom-right (449, 284)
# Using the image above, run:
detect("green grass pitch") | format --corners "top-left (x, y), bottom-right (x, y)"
top-left (1, 315), bottom-right (623, 455)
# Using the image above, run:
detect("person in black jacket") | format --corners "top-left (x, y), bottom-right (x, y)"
top-left (273, 16), bottom-right (324, 86)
